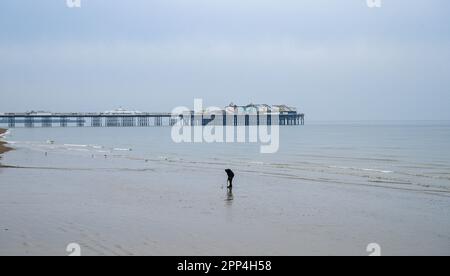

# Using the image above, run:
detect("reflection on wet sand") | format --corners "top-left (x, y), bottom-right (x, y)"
top-left (225, 188), bottom-right (233, 206)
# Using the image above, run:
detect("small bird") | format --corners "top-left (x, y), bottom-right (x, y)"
top-left (225, 169), bottom-right (235, 190)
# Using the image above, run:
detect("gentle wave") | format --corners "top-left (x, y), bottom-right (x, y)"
top-left (63, 144), bottom-right (88, 148)
top-left (5, 135), bottom-right (450, 194)
top-left (113, 148), bottom-right (132, 151)
top-left (0, 130), bottom-right (10, 138)
top-left (295, 153), bottom-right (400, 163)
top-left (329, 165), bottom-right (393, 174)
top-left (248, 161), bottom-right (264, 165)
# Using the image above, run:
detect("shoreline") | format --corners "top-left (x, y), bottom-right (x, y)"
top-left (0, 128), bottom-right (13, 157)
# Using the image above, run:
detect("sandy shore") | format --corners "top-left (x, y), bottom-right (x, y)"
top-left (0, 128), bottom-right (13, 157)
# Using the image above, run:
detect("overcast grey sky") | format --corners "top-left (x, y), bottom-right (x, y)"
top-left (1, 0), bottom-right (449, 120)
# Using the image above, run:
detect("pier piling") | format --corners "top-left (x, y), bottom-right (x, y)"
top-left (0, 109), bottom-right (305, 128)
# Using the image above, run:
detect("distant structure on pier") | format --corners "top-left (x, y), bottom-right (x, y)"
top-left (0, 104), bottom-right (304, 128)
top-left (223, 103), bottom-right (298, 115)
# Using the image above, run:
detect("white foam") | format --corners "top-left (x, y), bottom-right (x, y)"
top-left (68, 148), bottom-right (90, 152)
top-left (330, 165), bottom-right (393, 174)
top-left (362, 168), bottom-right (393, 174)
top-left (0, 130), bottom-right (11, 138)
top-left (64, 144), bottom-right (88, 148)
top-left (91, 145), bottom-right (103, 149)
top-left (113, 148), bottom-right (132, 151)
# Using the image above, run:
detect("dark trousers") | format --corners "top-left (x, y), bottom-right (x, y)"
top-left (227, 177), bottom-right (233, 188)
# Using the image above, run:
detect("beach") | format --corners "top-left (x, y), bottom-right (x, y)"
top-left (0, 128), bottom-right (12, 157)
top-left (0, 126), bottom-right (449, 256)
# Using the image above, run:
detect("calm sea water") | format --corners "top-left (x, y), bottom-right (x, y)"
top-left (2, 122), bottom-right (450, 193)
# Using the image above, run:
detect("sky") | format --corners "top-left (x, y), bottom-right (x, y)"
top-left (0, 0), bottom-right (449, 120)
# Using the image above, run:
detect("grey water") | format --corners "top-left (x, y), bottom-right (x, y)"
top-left (3, 121), bottom-right (450, 194)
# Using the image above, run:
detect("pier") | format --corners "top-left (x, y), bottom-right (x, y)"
top-left (0, 105), bottom-right (305, 128)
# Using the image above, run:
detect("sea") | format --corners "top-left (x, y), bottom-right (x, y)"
top-left (2, 121), bottom-right (450, 194)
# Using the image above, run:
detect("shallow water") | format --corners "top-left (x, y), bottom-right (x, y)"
top-left (3, 123), bottom-right (450, 194)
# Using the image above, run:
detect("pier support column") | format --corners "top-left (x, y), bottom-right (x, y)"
top-left (76, 117), bottom-right (84, 127)
top-left (60, 117), bottom-right (68, 127)
top-left (154, 117), bottom-right (162, 126)
top-left (92, 117), bottom-right (102, 127)
top-left (245, 115), bottom-right (250, 126)
top-left (42, 117), bottom-right (52, 128)
top-left (138, 117), bottom-right (149, 127)
top-left (121, 117), bottom-right (135, 127)
top-left (24, 117), bottom-right (34, 128)
top-left (8, 117), bottom-right (15, 128)
top-left (107, 117), bottom-right (119, 127)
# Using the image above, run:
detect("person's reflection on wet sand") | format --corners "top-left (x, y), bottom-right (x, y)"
top-left (225, 188), bottom-right (234, 206)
